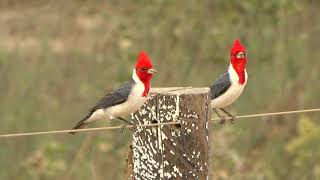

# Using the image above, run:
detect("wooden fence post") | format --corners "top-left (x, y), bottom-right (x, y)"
top-left (124, 87), bottom-right (212, 180)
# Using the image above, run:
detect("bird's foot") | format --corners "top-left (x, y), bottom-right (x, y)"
top-left (230, 115), bottom-right (237, 124)
top-left (214, 109), bottom-right (226, 125)
top-left (219, 117), bottom-right (227, 125)
top-left (120, 124), bottom-right (125, 133)
top-left (220, 108), bottom-right (237, 124)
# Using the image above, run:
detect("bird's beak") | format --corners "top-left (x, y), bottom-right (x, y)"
top-left (147, 68), bottom-right (157, 74)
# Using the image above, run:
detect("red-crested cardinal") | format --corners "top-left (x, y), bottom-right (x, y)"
top-left (70, 51), bottom-right (157, 134)
top-left (210, 39), bottom-right (248, 124)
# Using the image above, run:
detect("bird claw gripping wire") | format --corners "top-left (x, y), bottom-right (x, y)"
top-left (214, 109), bottom-right (226, 125)
top-left (230, 116), bottom-right (237, 124)
top-left (219, 117), bottom-right (227, 124)
top-left (116, 117), bottom-right (139, 133)
top-left (120, 124), bottom-right (125, 133)
top-left (220, 108), bottom-right (237, 124)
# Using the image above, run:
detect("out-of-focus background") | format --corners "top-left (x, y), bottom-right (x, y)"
top-left (0, 1), bottom-right (319, 179)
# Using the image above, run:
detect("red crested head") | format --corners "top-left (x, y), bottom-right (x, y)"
top-left (230, 39), bottom-right (246, 55)
top-left (230, 39), bottom-right (247, 85)
top-left (134, 51), bottom-right (157, 96)
top-left (135, 51), bottom-right (153, 70)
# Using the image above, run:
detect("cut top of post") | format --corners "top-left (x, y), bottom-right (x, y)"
top-left (151, 87), bottom-right (210, 95)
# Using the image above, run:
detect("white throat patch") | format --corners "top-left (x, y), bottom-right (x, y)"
top-left (132, 69), bottom-right (143, 84)
top-left (211, 64), bottom-right (248, 108)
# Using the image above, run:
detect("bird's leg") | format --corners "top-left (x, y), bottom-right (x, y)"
top-left (117, 117), bottom-right (130, 133)
top-left (117, 117), bottom-right (132, 125)
top-left (119, 124), bottom-right (125, 133)
top-left (116, 117), bottom-right (137, 131)
top-left (220, 108), bottom-right (236, 123)
top-left (214, 109), bottom-right (226, 124)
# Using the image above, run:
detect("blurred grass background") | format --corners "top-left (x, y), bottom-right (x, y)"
top-left (0, 0), bottom-right (319, 179)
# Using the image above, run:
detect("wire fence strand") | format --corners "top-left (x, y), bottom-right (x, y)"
top-left (211, 108), bottom-right (320, 121)
top-left (0, 108), bottom-right (319, 138)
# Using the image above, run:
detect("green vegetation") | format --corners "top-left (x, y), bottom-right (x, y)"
top-left (0, 1), bottom-right (319, 179)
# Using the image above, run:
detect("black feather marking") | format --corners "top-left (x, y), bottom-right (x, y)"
top-left (210, 71), bottom-right (231, 99)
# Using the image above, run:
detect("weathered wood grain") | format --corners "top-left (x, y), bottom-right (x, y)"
top-left (125, 87), bottom-right (211, 180)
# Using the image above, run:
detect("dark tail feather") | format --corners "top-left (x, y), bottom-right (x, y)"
top-left (69, 113), bottom-right (92, 135)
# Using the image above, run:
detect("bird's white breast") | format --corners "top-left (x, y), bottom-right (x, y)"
top-left (211, 66), bottom-right (247, 109)
top-left (104, 70), bottom-right (147, 119)
top-left (106, 82), bottom-right (147, 118)
top-left (87, 70), bottom-right (148, 123)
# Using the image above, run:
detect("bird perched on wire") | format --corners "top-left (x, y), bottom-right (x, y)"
top-left (69, 51), bottom-right (157, 134)
top-left (210, 39), bottom-right (248, 124)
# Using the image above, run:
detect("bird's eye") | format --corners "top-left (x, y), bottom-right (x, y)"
top-left (236, 52), bottom-right (245, 59)
top-left (141, 67), bottom-right (147, 72)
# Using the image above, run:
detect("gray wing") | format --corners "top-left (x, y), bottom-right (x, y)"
top-left (210, 72), bottom-right (231, 99)
top-left (70, 79), bottom-right (136, 133)
top-left (90, 79), bottom-right (135, 112)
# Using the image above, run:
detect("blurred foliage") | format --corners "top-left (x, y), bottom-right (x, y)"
top-left (286, 117), bottom-right (320, 180)
top-left (0, 0), bottom-right (319, 179)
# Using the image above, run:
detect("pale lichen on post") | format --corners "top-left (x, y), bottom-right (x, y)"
top-left (126, 87), bottom-right (212, 180)
top-left (130, 95), bottom-right (160, 180)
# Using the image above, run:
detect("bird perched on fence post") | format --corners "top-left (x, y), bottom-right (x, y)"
top-left (69, 51), bottom-right (157, 134)
top-left (210, 39), bottom-right (248, 124)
